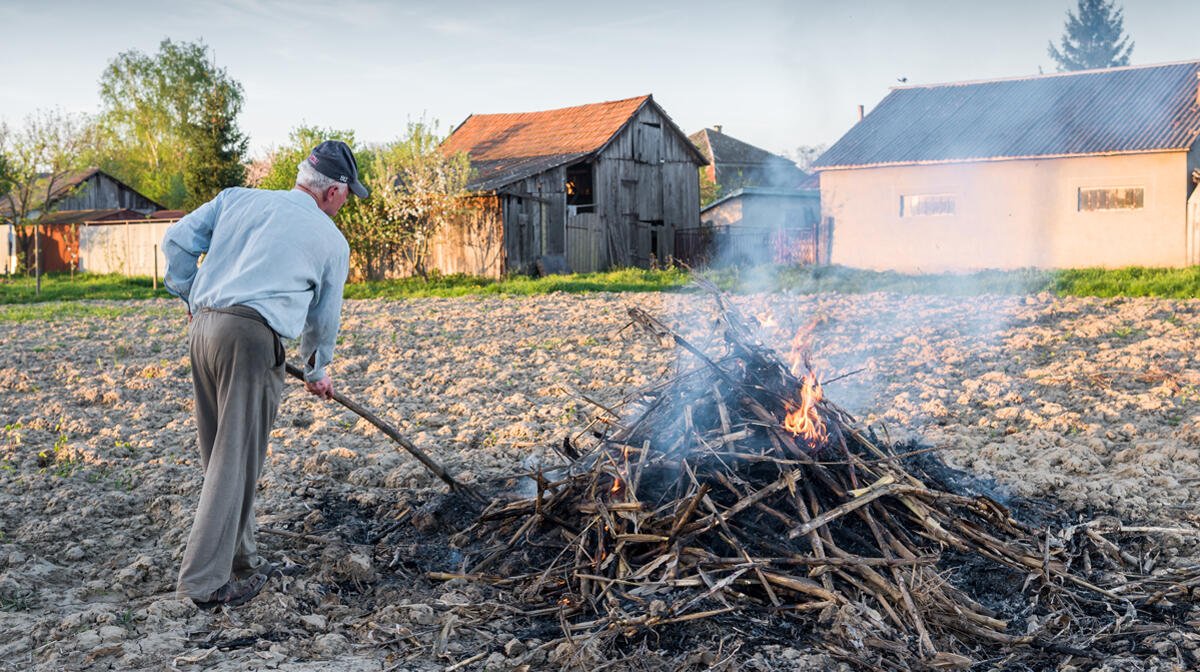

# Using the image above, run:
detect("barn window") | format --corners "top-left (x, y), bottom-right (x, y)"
top-left (899, 193), bottom-right (956, 217)
top-left (1078, 187), bottom-right (1143, 211)
top-left (566, 163), bottom-right (595, 214)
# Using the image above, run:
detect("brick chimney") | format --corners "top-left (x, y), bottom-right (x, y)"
top-left (713, 124), bottom-right (723, 134)
top-left (857, 104), bottom-right (864, 121)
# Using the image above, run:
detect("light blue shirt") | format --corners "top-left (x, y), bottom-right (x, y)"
top-left (162, 187), bottom-right (350, 382)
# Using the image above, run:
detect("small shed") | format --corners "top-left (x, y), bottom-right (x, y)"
top-left (687, 187), bottom-right (823, 266)
top-left (440, 95), bottom-right (708, 275)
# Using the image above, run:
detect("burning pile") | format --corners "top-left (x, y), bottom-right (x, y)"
top-left (460, 287), bottom-right (1199, 668)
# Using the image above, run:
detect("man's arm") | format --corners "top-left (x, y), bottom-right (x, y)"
top-left (299, 248), bottom-right (349, 394)
top-left (161, 191), bottom-right (225, 306)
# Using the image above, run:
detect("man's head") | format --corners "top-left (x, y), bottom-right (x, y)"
top-left (294, 140), bottom-right (369, 216)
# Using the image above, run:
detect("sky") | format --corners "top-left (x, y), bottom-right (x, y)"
top-left (1, 0), bottom-right (1198, 159)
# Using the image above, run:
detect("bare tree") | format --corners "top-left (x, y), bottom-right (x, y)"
top-left (786, 144), bottom-right (828, 172)
top-left (0, 109), bottom-right (95, 290)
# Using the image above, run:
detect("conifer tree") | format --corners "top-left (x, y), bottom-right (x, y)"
top-left (1048, 0), bottom-right (1134, 71)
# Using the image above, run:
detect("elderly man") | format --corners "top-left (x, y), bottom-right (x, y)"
top-left (163, 141), bottom-right (368, 608)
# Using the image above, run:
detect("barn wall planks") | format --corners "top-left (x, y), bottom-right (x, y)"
top-left (592, 103), bottom-right (701, 267)
top-left (439, 97), bottom-right (704, 276)
top-left (55, 174), bottom-right (161, 213)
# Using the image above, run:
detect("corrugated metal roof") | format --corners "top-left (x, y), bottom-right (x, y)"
top-left (689, 128), bottom-right (781, 165)
top-left (700, 186), bottom-right (818, 214)
top-left (689, 127), bottom-right (809, 190)
top-left (32, 209), bottom-right (140, 226)
top-left (149, 209), bottom-right (188, 220)
top-left (816, 60), bottom-right (1200, 170)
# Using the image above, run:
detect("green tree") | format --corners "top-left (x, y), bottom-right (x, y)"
top-left (97, 38), bottom-right (247, 209)
top-left (1047, 0), bottom-right (1134, 71)
top-left (363, 121), bottom-right (472, 280)
top-left (251, 125), bottom-right (390, 278)
top-left (256, 126), bottom-right (357, 191)
top-left (182, 76), bottom-right (248, 208)
top-left (699, 168), bottom-right (720, 208)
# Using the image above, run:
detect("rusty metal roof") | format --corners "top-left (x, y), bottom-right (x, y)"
top-left (443, 95), bottom-right (705, 190)
top-left (32, 208), bottom-right (139, 226)
top-left (815, 60), bottom-right (1200, 170)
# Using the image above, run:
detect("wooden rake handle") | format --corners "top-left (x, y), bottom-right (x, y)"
top-left (285, 363), bottom-right (481, 501)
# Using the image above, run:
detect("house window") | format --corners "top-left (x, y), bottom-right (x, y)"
top-left (1078, 186), bottom-right (1143, 211)
top-left (900, 193), bottom-right (956, 217)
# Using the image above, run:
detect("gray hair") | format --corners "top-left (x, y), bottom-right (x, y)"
top-left (295, 160), bottom-right (348, 194)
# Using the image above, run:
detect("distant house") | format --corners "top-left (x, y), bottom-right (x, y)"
top-left (689, 126), bottom-right (808, 196)
top-left (440, 95), bottom-right (708, 275)
top-left (2, 168), bottom-right (171, 274)
top-left (678, 129), bottom-right (822, 266)
top-left (815, 60), bottom-right (1200, 271)
top-left (690, 187), bottom-right (822, 266)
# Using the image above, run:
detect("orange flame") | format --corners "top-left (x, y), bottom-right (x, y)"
top-left (784, 372), bottom-right (827, 444)
top-left (611, 476), bottom-right (623, 495)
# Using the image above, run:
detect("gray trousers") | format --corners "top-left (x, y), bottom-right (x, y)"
top-left (176, 306), bottom-right (285, 599)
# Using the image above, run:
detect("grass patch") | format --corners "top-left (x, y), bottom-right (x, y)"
top-left (8, 266), bottom-right (1200, 306)
top-left (0, 302), bottom-right (139, 323)
top-left (0, 272), bottom-right (170, 304)
top-left (1052, 267), bottom-right (1200, 298)
top-left (344, 267), bottom-right (691, 299)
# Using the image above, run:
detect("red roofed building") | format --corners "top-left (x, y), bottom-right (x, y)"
top-left (3, 167), bottom-right (167, 274)
top-left (440, 95), bottom-right (707, 275)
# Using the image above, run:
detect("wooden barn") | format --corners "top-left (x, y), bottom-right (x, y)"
top-left (440, 95), bottom-right (708, 275)
top-left (816, 60), bottom-right (1200, 271)
top-left (3, 167), bottom-right (165, 273)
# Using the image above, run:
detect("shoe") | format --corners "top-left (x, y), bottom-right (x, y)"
top-left (192, 573), bottom-right (269, 610)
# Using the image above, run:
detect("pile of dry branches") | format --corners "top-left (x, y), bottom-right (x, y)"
top-left (459, 287), bottom-right (1199, 669)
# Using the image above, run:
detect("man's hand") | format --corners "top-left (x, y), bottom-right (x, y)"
top-left (305, 375), bottom-right (334, 400)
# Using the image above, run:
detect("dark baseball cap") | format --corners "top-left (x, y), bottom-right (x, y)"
top-left (306, 140), bottom-right (369, 198)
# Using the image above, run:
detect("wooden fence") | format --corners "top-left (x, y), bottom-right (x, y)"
top-left (673, 225), bottom-right (819, 267)
top-left (78, 220), bottom-right (176, 276)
